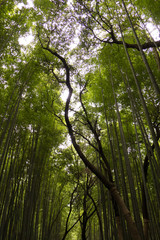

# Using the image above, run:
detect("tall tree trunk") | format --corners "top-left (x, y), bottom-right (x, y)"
top-left (42, 46), bottom-right (142, 240)
top-left (121, 0), bottom-right (160, 97)
top-left (110, 75), bottom-right (144, 239)
top-left (117, 19), bottom-right (160, 163)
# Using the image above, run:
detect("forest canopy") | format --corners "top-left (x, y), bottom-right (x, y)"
top-left (0, 0), bottom-right (160, 239)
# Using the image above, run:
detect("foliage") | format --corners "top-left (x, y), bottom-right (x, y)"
top-left (0, 0), bottom-right (160, 239)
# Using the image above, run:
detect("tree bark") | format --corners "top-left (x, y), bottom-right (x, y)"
top-left (122, 0), bottom-right (160, 97)
top-left (42, 45), bottom-right (142, 240)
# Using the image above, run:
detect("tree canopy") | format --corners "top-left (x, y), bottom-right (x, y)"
top-left (0, 0), bottom-right (160, 239)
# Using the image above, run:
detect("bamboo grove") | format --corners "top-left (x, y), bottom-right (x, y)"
top-left (0, 0), bottom-right (160, 239)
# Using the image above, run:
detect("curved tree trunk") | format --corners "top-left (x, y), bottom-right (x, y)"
top-left (41, 45), bottom-right (142, 240)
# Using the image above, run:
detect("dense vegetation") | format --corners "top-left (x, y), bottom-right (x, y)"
top-left (0, 0), bottom-right (160, 239)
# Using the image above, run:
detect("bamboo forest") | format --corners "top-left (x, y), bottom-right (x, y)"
top-left (1, 0), bottom-right (160, 239)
